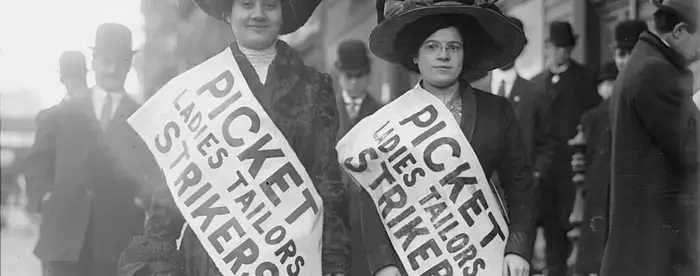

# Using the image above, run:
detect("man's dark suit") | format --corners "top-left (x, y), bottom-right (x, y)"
top-left (361, 83), bottom-right (536, 275)
top-left (532, 60), bottom-right (600, 276)
top-left (25, 94), bottom-right (161, 275)
top-left (336, 93), bottom-right (382, 276)
top-left (602, 31), bottom-right (699, 276)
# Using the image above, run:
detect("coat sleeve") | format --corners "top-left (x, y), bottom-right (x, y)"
top-left (498, 100), bottom-right (537, 260)
top-left (313, 73), bottom-right (351, 274)
top-left (633, 61), bottom-right (699, 169)
top-left (118, 163), bottom-right (186, 276)
top-left (24, 110), bottom-right (56, 214)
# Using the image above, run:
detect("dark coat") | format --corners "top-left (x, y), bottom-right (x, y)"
top-left (24, 94), bottom-right (157, 265)
top-left (575, 100), bottom-right (611, 275)
top-left (361, 83), bottom-right (537, 275)
top-left (119, 41), bottom-right (351, 276)
top-left (532, 61), bottom-right (600, 225)
top-left (335, 94), bottom-right (382, 276)
top-left (602, 32), bottom-right (699, 276)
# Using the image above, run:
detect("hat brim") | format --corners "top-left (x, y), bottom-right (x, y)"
top-left (195, 0), bottom-right (321, 35)
top-left (335, 61), bottom-right (371, 75)
top-left (369, 5), bottom-right (526, 75)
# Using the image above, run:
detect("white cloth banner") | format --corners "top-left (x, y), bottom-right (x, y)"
top-left (128, 48), bottom-right (324, 276)
top-left (336, 85), bottom-right (509, 276)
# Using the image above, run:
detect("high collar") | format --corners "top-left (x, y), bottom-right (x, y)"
top-left (342, 90), bottom-right (366, 105)
top-left (492, 68), bottom-right (518, 85)
top-left (640, 31), bottom-right (689, 69)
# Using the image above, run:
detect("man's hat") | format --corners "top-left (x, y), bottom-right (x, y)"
top-left (369, 0), bottom-right (526, 76)
top-left (547, 21), bottom-right (577, 47)
top-left (59, 51), bottom-right (87, 77)
top-left (597, 61), bottom-right (619, 83)
top-left (335, 39), bottom-right (371, 75)
top-left (194, 0), bottom-right (322, 35)
top-left (612, 20), bottom-right (648, 51)
top-left (93, 23), bottom-right (134, 56)
top-left (652, 0), bottom-right (697, 30)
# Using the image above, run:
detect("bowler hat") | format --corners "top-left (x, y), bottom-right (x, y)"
top-left (194, 0), bottom-right (322, 35)
top-left (652, 0), bottom-right (697, 29)
top-left (93, 23), bottom-right (134, 56)
top-left (597, 61), bottom-right (619, 84)
top-left (369, 0), bottom-right (526, 76)
top-left (335, 40), bottom-right (371, 75)
top-left (547, 21), bottom-right (577, 47)
top-left (612, 20), bottom-right (648, 51)
top-left (59, 51), bottom-right (87, 77)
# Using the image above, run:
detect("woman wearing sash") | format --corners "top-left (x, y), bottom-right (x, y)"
top-left (361, 1), bottom-right (535, 276)
top-left (118, 0), bottom-right (350, 275)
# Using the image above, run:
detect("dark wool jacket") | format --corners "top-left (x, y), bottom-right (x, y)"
top-left (361, 83), bottom-right (537, 275)
top-left (118, 41), bottom-right (350, 276)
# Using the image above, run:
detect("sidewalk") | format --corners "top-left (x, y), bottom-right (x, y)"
top-left (1, 206), bottom-right (41, 276)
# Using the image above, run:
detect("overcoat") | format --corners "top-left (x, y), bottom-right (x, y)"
top-left (118, 41), bottom-right (351, 276)
top-left (602, 31), bottom-right (699, 276)
top-left (575, 100), bottom-right (611, 275)
top-left (25, 94), bottom-right (158, 265)
top-left (361, 83), bottom-right (537, 275)
top-left (335, 93), bottom-right (382, 276)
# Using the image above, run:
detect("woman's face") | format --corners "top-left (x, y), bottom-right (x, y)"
top-left (414, 27), bottom-right (464, 88)
top-left (229, 0), bottom-right (283, 50)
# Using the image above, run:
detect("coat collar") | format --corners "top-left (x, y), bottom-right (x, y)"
top-left (458, 82), bottom-right (477, 142)
top-left (639, 31), bottom-right (689, 70)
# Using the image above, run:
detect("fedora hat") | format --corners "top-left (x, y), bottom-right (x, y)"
top-left (92, 23), bottom-right (135, 56)
top-left (335, 39), bottom-right (371, 75)
top-left (652, 0), bottom-right (697, 29)
top-left (59, 51), bottom-right (88, 77)
top-left (194, 0), bottom-right (322, 35)
top-left (369, 0), bottom-right (526, 77)
top-left (547, 21), bottom-right (577, 47)
top-left (612, 20), bottom-right (648, 51)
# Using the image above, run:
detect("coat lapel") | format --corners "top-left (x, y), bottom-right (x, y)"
top-left (509, 76), bottom-right (526, 104)
top-left (459, 83), bottom-right (477, 142)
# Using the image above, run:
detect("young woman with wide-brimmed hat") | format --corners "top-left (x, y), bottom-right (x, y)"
top-left (359, 1), bottom-right (536, 276)
top-left (117, 1), bottom-right (350, 275)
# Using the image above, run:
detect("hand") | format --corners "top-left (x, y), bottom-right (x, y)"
top-left (375, 266), bottom-right (401, 276)
top-left (42, 192), bottom-right (52, 202)
top-left (502, 254), bottom-right (529, 276)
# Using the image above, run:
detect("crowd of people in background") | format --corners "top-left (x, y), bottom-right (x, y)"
top-left (3, 0), bottom-right (697, 276)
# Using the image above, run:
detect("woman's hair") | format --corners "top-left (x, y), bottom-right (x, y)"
top-left (394, 14), bottom-right (493, 75)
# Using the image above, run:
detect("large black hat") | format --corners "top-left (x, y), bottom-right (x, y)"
top-left (613, 20), bottom-right (648, 51)
top-left (335, 39), bottom-right (371, 75)
top-left (59, 51), bottom-right (87, 77)
top-left (93, 23), bottom-right (134, 56)
top-left (369, 0), bottom-right (526, 77)
top-left (194, 0), bottom-right (322, 35)
top-left (597, 61), bottom-right (619, 84)
top-left (652, 0), bottom-right (697, 29)
top-left (547, 21), bottom-right (577, 47)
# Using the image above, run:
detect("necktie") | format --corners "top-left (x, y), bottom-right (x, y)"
top-left (497, 80), bottom-right (507, 98)
top-left (347, 102), bottom-right (360, 121)
top-left (100, 94), bottom-right (114, 130)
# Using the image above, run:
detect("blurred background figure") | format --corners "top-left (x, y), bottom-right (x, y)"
top-left (603, 0), bottom-right (699, 275)
top-left (58, 51), bottom-right (90, 102)
top-left (611, 20), bottom-right (648, 71)
top-left (333, 38), bottom-right (382, 276)
top-left (24, 23), bottom-right (155, 276)
top-left (533, 20), bottom-right (600, 276)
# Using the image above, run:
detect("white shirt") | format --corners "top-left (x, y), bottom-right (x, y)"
top-left (490, 68), bottom-right (518, 98)
top-left (92, 86), bottom-right (123, 122)
top-left (238, 42), bottom-right (277, 84)
top-left (342, 90), bottom-right (366, 117)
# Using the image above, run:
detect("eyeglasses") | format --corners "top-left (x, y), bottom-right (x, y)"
top-left (421, 41), bottom-right (463, 53)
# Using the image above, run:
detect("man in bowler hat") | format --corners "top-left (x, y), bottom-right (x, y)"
top-left (25, 23), bottom-right (161, 276)
top-left (58, 51), bottom-right (90, 102)
top-left (611, 20), bottom-right (648, 71)
top-left (604, 0), bottom-right (699, 275)
top-left (333, 38), bottom-right (383, 276)
top-left (531, 21), bottom-right (600, 276)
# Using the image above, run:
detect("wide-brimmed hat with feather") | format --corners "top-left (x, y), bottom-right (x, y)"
top-left (369, 0), bottom-right (526, 77)
top-left (194, 0), bottom-right (322, 35)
